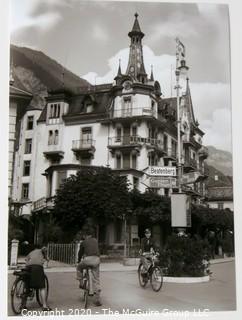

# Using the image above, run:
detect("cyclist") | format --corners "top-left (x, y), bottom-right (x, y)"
top-left (22, 245), bottom-right (51, 311)
top-left (139, 228), bottom-right (156, 274)
top-left (76, 226), bottom-right (102, 306)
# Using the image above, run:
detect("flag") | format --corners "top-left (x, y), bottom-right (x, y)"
top-left (176, 37), bottom-right (186, 58)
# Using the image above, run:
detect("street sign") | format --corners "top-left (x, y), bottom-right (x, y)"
top-left (144, 166), bottom-right (176, 177)
top-left (148, 176), bottom-right (177, 189)
top-left (171, 193), bottom-right (191, 227)
top-left (181, 171), bottom-right (201, 185)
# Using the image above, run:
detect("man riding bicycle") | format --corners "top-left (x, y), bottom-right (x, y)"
top-left (139, 228), bottom-right (156, 274)
top-left (76, 226), bottom-right (102, 306)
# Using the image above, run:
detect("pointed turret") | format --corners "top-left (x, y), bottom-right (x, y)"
top-left (117, 59), bottom-right (122, 77)
top-left (126, 13), bottom-right (147, 83)
top-left (128, 13), bottom-right (144, 38)
top-left (150, 65), bottom-right (154, 81)
top-left (9, 58), bottom-right (14, 86)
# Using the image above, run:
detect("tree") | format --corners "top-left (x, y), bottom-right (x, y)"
top-left (52, 167), bottom-right (131, 236)
top-left (130, 190), bottom-right (171, 223)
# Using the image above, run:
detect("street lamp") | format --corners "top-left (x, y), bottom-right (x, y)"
top-left (175, 38), bottom-right (189, 193)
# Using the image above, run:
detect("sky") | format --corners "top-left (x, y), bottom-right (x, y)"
top-left (10, 0), bottom-right (232, 152)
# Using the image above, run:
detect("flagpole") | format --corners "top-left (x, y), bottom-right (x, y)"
top-left (175, 38), bottom-right (182, 193)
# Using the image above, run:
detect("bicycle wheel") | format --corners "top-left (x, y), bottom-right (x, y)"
top-left (83, 277), bottom-right (89, 309)
top-left (150, 266), bottom-right (163, 292)
top-left (138, 264), bottom-right (148, 288)
top-left (11, 278), bottom-right (26, 315)
top-left (36, 274), bottom-right (49, 307)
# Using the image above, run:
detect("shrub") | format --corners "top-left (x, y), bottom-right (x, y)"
top-left (161, 234), bottom-right (210, 277)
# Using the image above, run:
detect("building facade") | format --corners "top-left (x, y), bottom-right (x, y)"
top-left (11, 14), bottom-right (208, 247)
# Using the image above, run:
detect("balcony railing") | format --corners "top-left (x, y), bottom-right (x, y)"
top-left (163, 147), bottom-right (177, 159)
top-left (108, 135), bottom-right (163, 149)
top-left (45, 143), bottom-right (63, 152)
top-left (110, 107), bottom-right (156, 119)
top-left (198, 146), bottom-right (209, 159)
top-left (72, 139), bottom-right (96, 150)
top-left (32, 196), bottom-right (55, 212)
top-left (43, 144), bottom-right (64, 162)
top-left (184, 158), bottom-right (197, 169)
top-left (32, 197), bottom-right (46, 211)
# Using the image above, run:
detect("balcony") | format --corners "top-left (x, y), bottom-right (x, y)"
top-left (108, 136), bottom-right (164, 154)
top-left (72, 139), bottom-right (96, 159)
top-left (43, 144), bottom-right (64, 163)
top-left (198, 146), bottom-right (209, 159)
top-left (183, 158), bottom-right (198, 172)
top-left (32, 196), bottom-right (54, 213)
top-left (107, 107), bottom-right (156, 121)
top-left (163, 147), bottom-right (177, 161)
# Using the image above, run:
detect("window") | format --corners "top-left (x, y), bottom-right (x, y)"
top-left (123, 97), bottom-right (132, 117)
top-left (131, 126), bottom-right (137, 137)
top-left (116, 153), bottom-right (121, 169)
top-left (82, 127), bottom-right (92, 143)
top-left (48, 131), bottom-right (53, 145)
top-left (164, 135), bottom-right (168, 151)
top-left (23, 161), bottom-right (31, 176)
top-left (56, 171), bottom-right (67, 190)
top-left (48, 130), bottom-right (58, 145)
top-left (164, 188), bottom-right (169, 197)
top-left (131, 153), bottom-right (137, 169)
top-left (218, 202), bottom-right (224, 210)
top-left (49, 103), bottom-right (61, 118)
top-left (148, 153), bottom-right (158, 166)
top-left (27, 116), bottom-right (34, 130)
top-left (54, 130), bottom-right (59, 145)
top-left (22, 183), bottom-right (29, 199)
top-left (123, 153), bottom-right (130, 169)
top-left (116, 127), bottom-right (122, 142)
top-left (25, 139), bottom-right (32, 154)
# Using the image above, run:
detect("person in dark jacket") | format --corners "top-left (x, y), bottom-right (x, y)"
top-left (139, 228), bottom-right (156, 273)
top-left (76, 227), bottom-right (101, 306)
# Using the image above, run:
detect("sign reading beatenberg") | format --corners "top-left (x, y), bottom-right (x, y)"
top-left (171, 193), bottom-right (191, 228)
top-left (145, 166), bottom-right (177, 177)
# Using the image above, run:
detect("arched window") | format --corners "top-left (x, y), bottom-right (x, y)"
top-left (48, 131), bottom-right (53, 145)
top-left (54, 130), bottom-right (59, 145)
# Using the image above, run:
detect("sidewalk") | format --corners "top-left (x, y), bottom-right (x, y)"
top-left (8, 256), bottom-right (235, 274)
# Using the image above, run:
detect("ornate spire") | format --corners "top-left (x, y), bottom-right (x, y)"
top-left (9, 58), bottom-right (14, 86)
top-left (126, 14), bottom-right (147, 83)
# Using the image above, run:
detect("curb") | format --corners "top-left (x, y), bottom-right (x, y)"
top-left (163, 275), bottom-right (210, 283)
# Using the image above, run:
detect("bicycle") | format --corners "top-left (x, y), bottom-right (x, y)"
top-left (138, 252), bottom-right (163, 292)
top-left (10, 267), bottom-right (49, 314)
top-left (82, 267), bottom-right (94, 309)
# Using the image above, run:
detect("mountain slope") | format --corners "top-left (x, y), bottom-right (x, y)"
top-left (10, 44), bottom-right (89, 108)
top-left (205, 146), bottom-right (233, 176)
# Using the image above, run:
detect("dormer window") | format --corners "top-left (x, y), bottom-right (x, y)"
top-left (49, 103), bottom-right (61, 118)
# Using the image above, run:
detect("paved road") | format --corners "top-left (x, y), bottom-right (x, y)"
top-left (8, 261), bottom-right (236, 316)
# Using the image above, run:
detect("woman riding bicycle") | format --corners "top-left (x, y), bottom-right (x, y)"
top-left (22, 245), bottom-right (51, 311)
